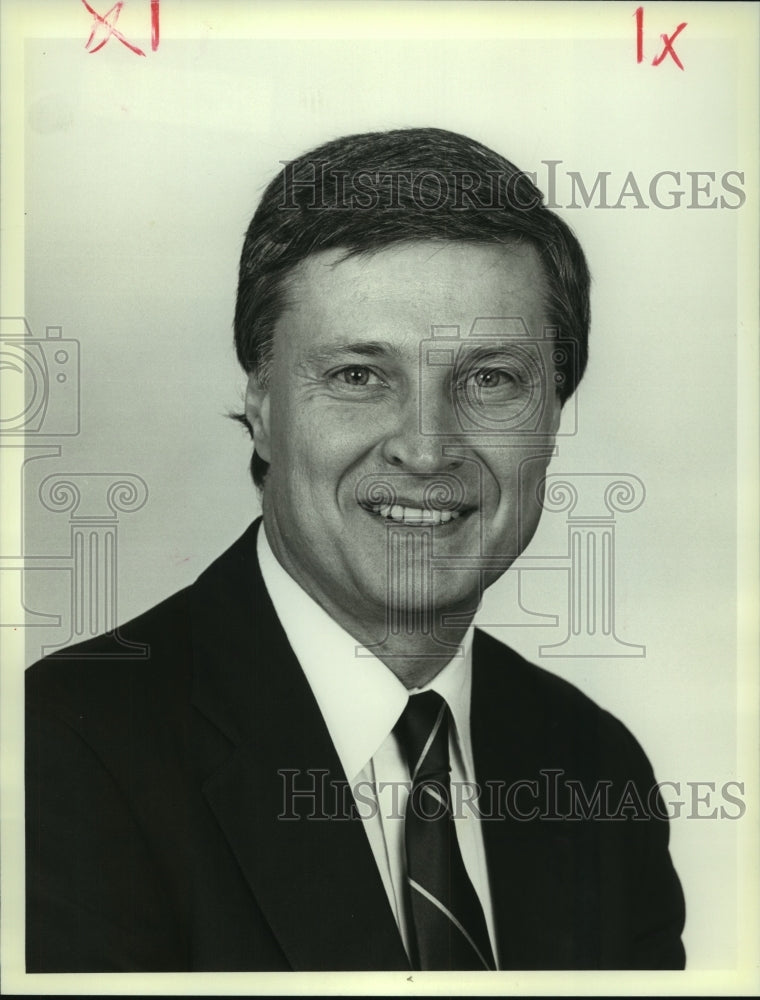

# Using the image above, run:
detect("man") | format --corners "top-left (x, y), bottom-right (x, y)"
top-left (26, 127), bottom-right (686, 972)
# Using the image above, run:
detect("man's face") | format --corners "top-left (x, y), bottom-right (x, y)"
top-left (246, 240), bottom-right (561, 635)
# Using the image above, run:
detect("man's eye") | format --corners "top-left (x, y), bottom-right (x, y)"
top-left (472, 368), bottom-right (515, 388)
top-left (458, 367), bottom-right (519, 391)
top-left (333, 365), bottom-right (380, 387)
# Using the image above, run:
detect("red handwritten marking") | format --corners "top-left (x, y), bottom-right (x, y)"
top-left (652, 23), bottom-right (687, 70)
top-left (634, 8), bottom-right (687, 71)
top-left (151, 0), bottom-right (160, 51)
top-left (81, 0), bottom-right (146, 57)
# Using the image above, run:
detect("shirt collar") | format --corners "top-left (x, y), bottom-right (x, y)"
top-left (256, 523), bottom-right (474, 782)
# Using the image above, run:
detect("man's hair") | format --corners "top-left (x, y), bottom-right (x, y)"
top-left (233, 127), bottom-right (590, 488)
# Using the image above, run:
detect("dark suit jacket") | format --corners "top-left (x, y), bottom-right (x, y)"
top-left (26, 519), bottom-right (685, 972)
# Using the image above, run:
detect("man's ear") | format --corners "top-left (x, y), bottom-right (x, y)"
top-left (244, 374), bottom-right (272, 464)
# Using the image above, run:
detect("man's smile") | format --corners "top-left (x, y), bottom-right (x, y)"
top-left (359, 498), bottom-right (473, 527)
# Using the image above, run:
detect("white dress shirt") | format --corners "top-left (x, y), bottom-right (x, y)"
top-left (257, 526), bottom-right (499, 966)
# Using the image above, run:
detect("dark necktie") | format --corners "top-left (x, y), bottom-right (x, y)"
top-left (394, 690), bottom-right (496, 971)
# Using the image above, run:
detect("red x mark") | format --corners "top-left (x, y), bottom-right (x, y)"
top-left (652, 22), bottom-right (687, 70)
top-left (81, 0), bottom-right (146, 57)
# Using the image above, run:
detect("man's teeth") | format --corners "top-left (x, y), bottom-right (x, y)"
top-left (372, 503), bottom-right (461, 525)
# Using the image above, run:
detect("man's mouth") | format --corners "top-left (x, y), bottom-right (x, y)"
top-left (362, 502), bottom-right (469, 526)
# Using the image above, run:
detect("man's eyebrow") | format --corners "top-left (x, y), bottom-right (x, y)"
top-left (455, 339), bottom-right (536, 356)
top-left (301, 341), bottom-right (402, 365)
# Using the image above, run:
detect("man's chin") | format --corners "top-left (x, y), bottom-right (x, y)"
top-left (382, 583), bottom-right (481, 627)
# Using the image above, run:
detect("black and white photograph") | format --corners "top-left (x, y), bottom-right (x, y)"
top-left (1, 1), bottom-right (758, 994)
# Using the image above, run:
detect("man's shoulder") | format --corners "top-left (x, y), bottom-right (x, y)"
top-left (473, 626), bottom-right (602, 713)
top-left (25, 586), bottom-right (196, 732)
top-left (472, 627), bottom-right (653, 775)
top-left (25, 520), bottom-right (262, 718)
top-left (30, 583), bottom-right (192, 662)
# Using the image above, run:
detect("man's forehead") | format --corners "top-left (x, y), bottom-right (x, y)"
top-left (283, 239), bottom-right (544, 284)
top-left (275, 240), bottom-right (549, 334)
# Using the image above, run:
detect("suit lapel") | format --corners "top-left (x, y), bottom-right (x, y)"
top-left (189, 520), bottom-right (409, 971)
top-left (471, 630), bottom-right (576, 969)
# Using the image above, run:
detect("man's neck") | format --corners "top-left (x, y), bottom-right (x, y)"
top-left (354, 620), bottom-right (475, 689)
top-left (258, 519), bottom-right (476, 689)
top-left (284, 577), bottom-right (475, 689)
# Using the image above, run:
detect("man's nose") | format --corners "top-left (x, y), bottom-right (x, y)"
top-left (381, 389), bottom-right (464, 471)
